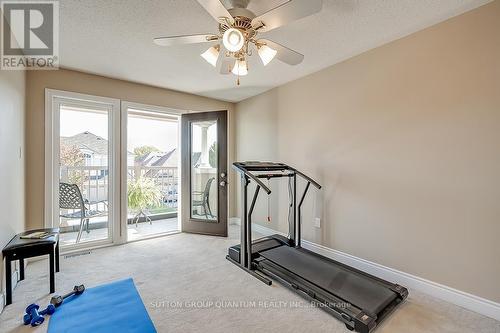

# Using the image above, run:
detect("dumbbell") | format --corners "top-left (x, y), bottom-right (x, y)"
top-left (23, 303), bottom-right (56, 327)
top-left (50, 284), bottom-right (85, 307)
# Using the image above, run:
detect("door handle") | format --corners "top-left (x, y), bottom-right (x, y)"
top-left (219, 180), bottom-right (227, 187)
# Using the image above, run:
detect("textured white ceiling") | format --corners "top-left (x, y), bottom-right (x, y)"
top-left (59, 0), bottom-right (491, 102)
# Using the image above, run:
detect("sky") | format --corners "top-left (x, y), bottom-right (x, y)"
top-left (60, 107), bottom-right (216, 154)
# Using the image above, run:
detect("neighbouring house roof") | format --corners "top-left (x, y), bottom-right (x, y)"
top-left (138, 149), bottom-right (179, 178)
top-left (137, 149), bottom-right (178, 168)
top-left (61, 131), bottom-right (132, 155)
top-left (61, 131), bottom-right (108, 155)
top-left (139, 150), bottom-right (202, 167)
top-left (151, 149), bottom-right (176, 167)
top-left (135, 152), bottom-right (156, 165)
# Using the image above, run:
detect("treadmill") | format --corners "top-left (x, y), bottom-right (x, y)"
top-left (227, 162), bottom-right (408, 333)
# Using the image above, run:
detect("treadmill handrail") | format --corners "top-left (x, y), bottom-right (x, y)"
top-left (232, 163), bottom-right (272, 194)
top-left (290, 167), bottom-right (322, 190)
top-left (233, 162), bottom-right (322, 193)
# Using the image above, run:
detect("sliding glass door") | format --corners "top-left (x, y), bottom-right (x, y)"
top-left (123, 104), bottom-right (181, 241)
top-left (46, 90), bottom-right (120, 249)
top-left (46, 90), bottom-right (227, 250)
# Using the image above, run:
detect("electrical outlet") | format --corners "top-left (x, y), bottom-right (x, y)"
top-left (314, 217), bottom-right (321, 228)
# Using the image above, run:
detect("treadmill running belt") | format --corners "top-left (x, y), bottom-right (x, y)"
top-left (259, 246), bottom-right (397, 316)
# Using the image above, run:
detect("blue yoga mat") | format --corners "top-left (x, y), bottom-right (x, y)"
top-left (48, 278), bottom-right (156, 333)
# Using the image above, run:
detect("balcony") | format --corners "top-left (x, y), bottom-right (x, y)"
top-left (59, 165), bottom-right (179, 246)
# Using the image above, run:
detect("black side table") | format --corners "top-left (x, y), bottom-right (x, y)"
top-left (2, 228), bottom-right (60, 306)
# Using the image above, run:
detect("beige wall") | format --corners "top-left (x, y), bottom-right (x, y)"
top-left (235, 89), bottom-right (282, 224)
top-left (26, 69), bottom-right (235, 230)
top-left (0, 70), bottom-right (26, 296)
top-left (235, 1), bottom-right (500, 302)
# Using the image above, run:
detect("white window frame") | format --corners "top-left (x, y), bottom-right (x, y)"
top-left (44, 89), bottom-right (121, 250)
top-left (120, 101), bottom-right (186, 241)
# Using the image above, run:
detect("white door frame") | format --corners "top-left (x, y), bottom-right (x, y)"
top-left (45, 89), bottom-right (229, 250)
top-left (120, 101), bottom-right (186, 242)
top-left (44, 88), bottom-right (121, 249)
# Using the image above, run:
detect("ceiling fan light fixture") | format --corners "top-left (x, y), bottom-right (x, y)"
top-left (154, 0), bottom-right (319, 85)
top-left (201, 45), bottom-right (220, 67)
top-left (257, 44), bottom-right (277, 66)
top-left (222, 28), bottom-right (244, 52)
top-left (231, 58), bottom-right (248, 76)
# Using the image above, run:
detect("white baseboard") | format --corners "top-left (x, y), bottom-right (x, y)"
top-left (234, 218), bottom-right (500, 322)
top-left (301, 239), bottom-right (500, 322)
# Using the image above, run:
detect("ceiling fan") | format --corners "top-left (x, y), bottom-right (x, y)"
top-left (154, 0), bottom-right (323, 84)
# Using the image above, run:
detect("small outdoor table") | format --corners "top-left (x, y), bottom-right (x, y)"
top-left (2, 228), bottom-right (60, 306)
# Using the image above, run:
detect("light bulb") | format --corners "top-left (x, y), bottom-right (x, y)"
top-left (201, 45), bottom-right (220, 67)
top-left (258, 44), bottom-right (277, 66)
top-left (231, 59), bottom-right (248, 76)
top-left (222, 28), bottom-right (244, 52)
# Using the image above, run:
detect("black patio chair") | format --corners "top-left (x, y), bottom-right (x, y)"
top-left (59, 182), bottom-right (107, 243)
top-left (192, 177), bottom-right (215, 219)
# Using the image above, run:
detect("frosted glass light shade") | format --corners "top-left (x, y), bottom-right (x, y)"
top-left (231, 59), bottom-right (248, 76)
top-left (222, 28), bottom-right (244, 52)
top-left (201, 45), bottom-right (220, 67)
top-left (258, 44), bottom-right (277, 66)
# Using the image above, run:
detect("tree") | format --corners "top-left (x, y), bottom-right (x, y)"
top-left (134, 145), bottom-right (160, 160)
top-left (60, 143), bottom-right (86, 187)
top-left (209, 142), bottom-right (217, 168)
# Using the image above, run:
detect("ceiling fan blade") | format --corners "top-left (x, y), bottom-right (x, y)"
top-left (252, 0), bottom-right (322, 32)
top-left (197, 0), bottom-right (235, 25)
top-left (258, 39), bottom-right (304, 65)
top-left (153, 34), bottom-right (217, 47)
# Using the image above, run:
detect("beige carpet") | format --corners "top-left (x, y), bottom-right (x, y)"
top-left (1, 226), bottom-right (499, 333)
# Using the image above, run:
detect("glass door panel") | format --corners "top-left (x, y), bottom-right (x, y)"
top-left (125, 108), bottom-right (180, 241)
top-left (58, 103), bottom-right (111, 246)
top-left (190, 120), bottom-right (218, 221)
